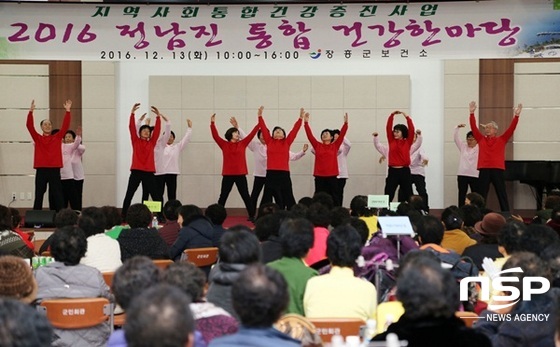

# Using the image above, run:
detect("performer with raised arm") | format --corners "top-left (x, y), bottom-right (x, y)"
top-left (258, 106), bottom-right (303, 210)
top-left (469, 101), bottom-right (522, 212)
top-left (26, 99), bottom-right (71, 211)
top-left (210, 113), bottom-right (259, 220)
top-left (304, 111), bottom-right (348, 207)
top-left (454, 123), bottom-right (479, 207)
top-left (333, 129), bottom-right (351, 207)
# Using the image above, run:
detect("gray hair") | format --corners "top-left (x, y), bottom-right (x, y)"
top-left (488, 121), bottom-right (498, 130)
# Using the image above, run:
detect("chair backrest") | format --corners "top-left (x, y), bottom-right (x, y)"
top-left (152, 259), bottom-right (174, 270)
top-left (102, 272), bottom-right (114, 289)
top-left (309, 318), bottom-right (365, 344)
top-left (183, 247), bottom-right (219, 267)
top-left (37, 297), bottom-right (113, 329)
top-left (455, 311), bottom-right (479, 328)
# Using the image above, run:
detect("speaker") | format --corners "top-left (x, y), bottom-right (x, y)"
top-left (24, 210), bottom-right (56, 228)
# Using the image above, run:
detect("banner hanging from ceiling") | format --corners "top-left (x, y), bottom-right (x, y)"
top-left (0, 0), bottom-right (559, 61)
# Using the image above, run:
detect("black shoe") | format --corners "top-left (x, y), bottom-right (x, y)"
top-left (247, 217), bottom-right (255, 223)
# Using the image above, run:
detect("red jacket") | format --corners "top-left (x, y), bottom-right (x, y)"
top-left (129, 114), bottom-right (160, 172)
top-left (26, 111), bottom-right (70, 168)
top-left (259, 117), bottom-right (302, 171)
top-left (211, 122), bottom-right (259, 175)
top-left (386, 113), bottom-right (415, 167)
top-left (469, 113), bottom-right (518, 170)
top-left (305, 121), bottom-right (348, 177)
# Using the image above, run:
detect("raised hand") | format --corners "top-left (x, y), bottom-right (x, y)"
top-left (379, 156), bottom-right (386, 164)
top-left (372, 132), bottom-right (378, 137)
top-left (76, 126), bottom-right (83, 137)
top-left (303, 144), bottom-right (309, 152)
top-left (303, 112), bottom-right (310, 122)
top-left (150, 106), bottom-right (161, 117)
top-left (416, 129), bottom-right (422, 136)
top-left (211, 114), bottom-right (216, 122)
top-left (63, 100), bottom-right (72, 112)
top-left (343, 112), bottom-right (348, 123)
top-left (299, 108), bottom-right (305, 119)
top-left (469, 101), bottom-right (477, 113)
top-left (187, 119), bottom-right (192, 128)
top-left (457, 124), bottom-right (466, 128)
top-left (30, 100), bottom-right (36, 112)
top-left (514, 103), bottom-right (523, 116)
top-left (258, 106), bottom-right (264, 118)
top-left (230, 117), bottom-right (238, 128)
top-left (131, 103), bottom-right (140, 114)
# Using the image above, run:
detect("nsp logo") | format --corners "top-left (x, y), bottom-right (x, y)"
top-left (459, 267), bottom-right (550, 311)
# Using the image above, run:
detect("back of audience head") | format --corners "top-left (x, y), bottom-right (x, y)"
top-left (396, 202), bottom-right (413, 217)
top-left (254, 212), bottom-right (290, 242)
top-left (51, 226), bottom-right (87, 266)
top-left (330, 206), bottom-right (351, 228)
top-left (289, 203), bottom-right (309, 219)
top-left (349, 195), bottom-right (374, 217)
top-left (0, 298), bottom-right (53, 347)
top-left (126, 203), bottom-right (152, 229)
top-left (9, 208), bottom-right (21, 230)
top-left (306, 202), bottom-right (331, 228)
top-left (459, 204), bottom-right (483, 228)
top-left (54, 208), bottom-right (78, 228)
top-left (408, 195), bottom-right (427, 213)
top-left (518, 224), bottom-right (560, 256)
top-left (78, 206), bottom-right (107, 238)
top-left (327, 225), bottom-right (362, 268)
top-left (257, 202), bottom-right (280, 220)
top-left (465, 192), bottom-right (485, 210)
top-left (396, 254), bottom-right (458, 320)
top-left (297, 196), bottom-right (314, 207)
top-left (112, 256), bottom-right (160, 310)
top-left (124, 284), bottom-right (194, 347)
top-left (498, 221), bottom-right (527, 256)
top-left (416, 215), bottom-right (444, 246)
top-left (279, 218), bottom-right (314, 259)
top-left (101, 206), bottom-right (122, 229)
top-left (163, 200), bottom-right (182, 222)
top-left (0, 205), bottom-right (11, 230)
top-left (162, 262), bottom-right (206, 302)
top-left (345, 217), bottom-right (370, 245)
top-left (312, 192), bottom-right (334, 210)
top-left (177, 204), bottom-right (203, 227)
top-left (232, 264), bottom-right (289, 328)
top-left (540, 244), bottom-right (560, 288)
top-left (545, 195), bottom-right (560, 210)
top-left (205, 203), bottom-right (227, 226)
top-left (441, 206), bottom-right (463, 230)
top-left (0, 255), bottom-right (38, 304)
top-left (501, 252), bottom-right (550, 303)
top-left (218, 229), bottom-right (261, 264)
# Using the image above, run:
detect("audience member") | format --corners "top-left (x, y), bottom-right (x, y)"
top-left (9, 208), bottom-right (34, 252)
top-left (349, 195), bottom-right (378, 239)
top-left (256, 211), bottom-right (292, 264)
top-left (117, 203), bottom-right (169, 262)
top-left (124, 284), bottom-right (196, 347)
top-left (102, 205), bottom-right (128, 240)
top-left (35, 226), bottom-right (111, 346)
top-left (440, 206), bottom-right (476, 254)
top-left (79, 206), bottom-right (122, 272)
top-left (163, 262), bottom-right (238, 344)
top-left (534, 194), bottom-right (560, 224)
top-left (304, 203), bottom-right (331, 266)
top-left (0, 255), bottom-right (38, 304)
top-left (158, 199), bottom-right (182, 246)
top-left (465, 192), bottom-right (487, 212)
top-left (372, 252), bottom-right (491, 346)
top-left (206, 228), bottom-right (261, 319)
top-left (205, 203), bottom-right (228, 243)
top-left (38, 207), bottom-right (78, 254)
top-left (462, 212), bottom-right (505, 269)
top-left (268, 218), bottom-right (318, 315)
top-left (0, 206), bottom-right (34, 259)
top-left (548, 206), bottom-right (560, 236)
top-left (0, 298), bottom-right (53, 347)
top-left (256, 202), bottom-right (280, 220)
top-left (329, 206), bottom-right (351, 229)
top-left (459, 204), bottom-right (484, 241)
top-left (209, 264), bottom-right (300, 347)
top-left (169, 205), bottom-right (216, 261)
top-left (304, 225), bottom-right (377, 321)
top-left (518, 224), bottom-right (560, 256)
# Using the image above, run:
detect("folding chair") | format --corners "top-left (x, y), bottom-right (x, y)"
top-left (37, 297), bottom-right (114, 332)
top-left (455, 311), bottom-right (480, 328)
top-left (182, 247), bottom-right (219, 267)
top-left (152, 259), bottom-right (174, 270)
top-left (309, 318), bottom-right (365, 344)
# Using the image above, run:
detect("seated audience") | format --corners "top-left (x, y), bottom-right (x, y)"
top-left (256, 211), bottom-right (292, 264)
top-left (329, 206), bottom-right (351, 229)
top-left (465, 192), bottom-right (486, 211)
top-left (0, 255), bottom-right (38, 304)
top-left (163, 262), bottom-right (238, 344)
top-left (459, 204), bottom-right (484, 241)
top-left (35, 226), bottom-right (111, 347)
top-left (534, 194), bottom-right (560, 224)
top-left (476, 252), bottom-right (559, 347)
top-left (372, 252), bottom-right (491, 346)
top-left (547, 206), bottom-right (560, 236)
top-left (158, 199), bottom-right (182, 247)
top-left (102, 205), bottom-right (128, 240)
top-left (205, 203), bottom-right (228, 243)
top-left (209, 264), bottom-right (300, 347)
top-left (462, 212), bottom-right (505, 269)
top-left (0, 205), bottom-right (34, 259)
top-left (0, 298), bottom-right (53, 347)
top-left (206, 227), bottom-right (261, 319)
top-left (268, 218), bottom-right (318, 315)
top-left (124, 284), bottom-right (196, 347)
top-left (9, 208), bottom-right (34, 251)
top-left (304, 203), bottom-right (331, 266)
top-left (350, 195), bottom-right (378, 240)
top-left (38, 208), bottom-right (79, 254)
top-left (304, 225), bottom-right (377, 321)
top-left (169, 204), bottom-right (216, 261)
top-left (440, 206), bottom-right (476, 254)
top-left (117, 203), bottom-right (169, 262)
top-left (79, 206), bottom-right (122, 272)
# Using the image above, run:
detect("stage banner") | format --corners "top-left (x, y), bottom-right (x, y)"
top-left (0, 0), bottom-right (559, 61)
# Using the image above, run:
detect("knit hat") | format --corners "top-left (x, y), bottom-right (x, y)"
top-left (0, 255), bottom-right (38, 304)
top-left (474, 213), bottom-right (506, 236)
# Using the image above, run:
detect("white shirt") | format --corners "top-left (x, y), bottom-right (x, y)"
top-left (71, 143), bottom-right (86, 180)
top-left (80, 233), bottom-right (122, 273)
top-left (156, 125), bottom-right (192, 175)
top-left (337, 137), bottom-right (352, 179)
top-left (60, 135), bottom-right (81, 180)
top-left (454, 127), bottom-right (479, 178)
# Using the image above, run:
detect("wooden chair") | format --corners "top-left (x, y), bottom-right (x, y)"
top-left (309, 318), bottom-right (365, 344)
top-left (455, 311), bottom-right (480, 328)
top-left (102, 272), bottom-right (114, 289)
top-left (37, 298), bottom-right (113, 331)
top-left (152, 259), bottom-right (174, 270)
top-left (182, 247), bottom-right (219, 267)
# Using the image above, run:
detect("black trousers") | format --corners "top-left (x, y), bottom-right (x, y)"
top-left (154, 174), bottom-right (178, 202)
top-left (250, 176), bottom-right (267, 212)
top-left (74, 179), bottom-right (84, 211)
top-left (60, 179), bottom-right (79, 210)
top-left (122, 170), bottom-right (160, 217)
top-left (457, 175), bottom-right (479, 207)
top-left (218, 175), bottom-right (255, 218)
top-left (261, 170), bottom-right (296, 210)
top-left (336, 178), bottom-right (347, 207)
top-left (34, 168), bottom-right (64, 211)
top-left (314, 176), bottom-right (339, 206)
top-left (385, 167), bottom-right (412, 203)
top-left (411, 174), bottom-right (429, 210)
top-left (477, 168), bottom-right (509, 212)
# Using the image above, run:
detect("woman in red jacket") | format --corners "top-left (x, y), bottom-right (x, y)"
top-left (211, 114), bottom-right (260, 220)
top-left (258, 106), bottom-right (303, 210)
top-left (304, 111), bottom-right (348, 207)
top-left (121, 103), bottom-right (162, 218)
top-left (385, 110), bottom-right (415, 203)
